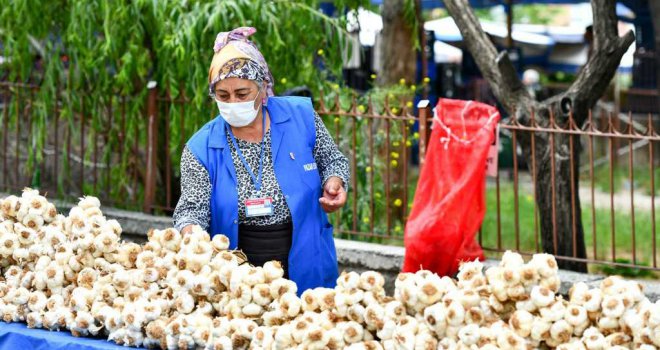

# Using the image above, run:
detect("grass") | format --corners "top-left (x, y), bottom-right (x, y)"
top-left (481, 183), bottom-right (660, 276)
top-left (586, 165), bottom-right (660, 196)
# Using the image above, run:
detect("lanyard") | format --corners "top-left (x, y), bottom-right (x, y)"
top-left (226, 108), bottom-right (268, 194)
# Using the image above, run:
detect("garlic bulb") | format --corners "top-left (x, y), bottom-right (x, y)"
top-left (601, 295), bottom-right (626, 318)
top-left (174, 291), bottom-right (195, 314)
top-left (263, 260), bottom-right (284, 281)
top-left (210, 233), bottom-right (230, 251)
top-left (416, 278), bottom-right (443, 305)
top-left (529, 253), bottom-right (559, 277)
top-left (446, 301), bottom-right (466, 327)
top-left (317, 288), bottom-right (336, 311)
top-left (75, 196), bottom-right (99, 211)
top-left (501, 250), bottom-right (525, 268)
top-left (531, 286), bottom-right (555, 308)
top-left (301, 289), bottom-right (320, 312)
top-left (93, 230), bottom-right (119, 253)
top-left (359, 271), bottom-right (385, 291)
top-left (348, 303), bottom-right (366, 325)
top-left (338, 271), bottom-right (361, 291)
top-left (279, 292), bottom-right (302, 318)
top-left (582, 326), bottom-right (606, 349)
top-left (27, 291), bottom-right (47, 312)
top-left (458, 323), bottom-right (481, 345)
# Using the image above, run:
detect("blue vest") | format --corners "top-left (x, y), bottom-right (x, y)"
top-left (186, 96), bottom-right (339, 293)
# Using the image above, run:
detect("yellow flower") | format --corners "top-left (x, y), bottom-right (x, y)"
top-left (526, 195), bottom-right (534, 202)
top-left (358, 105), bottom-right (366, 113)
top-left (317, 49), bottom-right (324, 56)
top-left (406, 101), bottom-right (413, 108)
top-left (334, 117), bottom-right (340, 123)
top-left (391, 159), bottom-right (398, 167)
top-left (391, 107), bottom-right (399, 115)
top-left (406, 140), bottom-right (412, 147)
top-left (362, 217), bottom-right (370, 224)
top-left (392, 141), bottom-right (400, 147)
top-left (374, 192), bottom-right (382, 199)
top-left (410, 85), bottom-right (416, 91)
top-left (365, 166), bottom-right (372, 173)
top-left (399, 78), bottom-right (406, 85)
top-left (332, 84), bottom-right (340, 90)
top-left (370, 74), bottom-right (377, 80)
top-left (393, 199), bottom-right (402, 207)
top-left (394, 225), bottom-right (402, 232)
top-left (280, 78), bottom-right (287, 84)
top-left (423, 77), bottom-right (431, 84)
top-left (408, 119), bottom-right (415, 125)
top-left (391, 152), bottom-right (399, 159)
top-left (413, 132), bottom-right (419, 140)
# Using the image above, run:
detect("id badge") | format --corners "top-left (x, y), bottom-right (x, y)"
top-left (245, 197), bottom-right (274, 217)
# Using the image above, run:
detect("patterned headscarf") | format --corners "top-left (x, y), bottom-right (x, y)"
top-left (208, 27), bottom-right (275, 97)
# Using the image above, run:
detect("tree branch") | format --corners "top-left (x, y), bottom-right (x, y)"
top-left (496, 51), bottom-right (525, 101)
top-left (565, 0), bottom-right (635, 120)
top-left (591, 0), bottom-right (619, 51)
top-left (442, 0), bottom-right (533, 112)
top-left (651, 1), bottom-right (660, 113)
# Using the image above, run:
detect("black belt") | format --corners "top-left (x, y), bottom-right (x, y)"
top-left (238, 222), bottom-right (292, 278)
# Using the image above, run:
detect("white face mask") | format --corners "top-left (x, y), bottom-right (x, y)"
top-left (216, 88), bottom-right (261, 127)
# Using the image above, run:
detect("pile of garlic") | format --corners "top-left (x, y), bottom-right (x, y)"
top-left (0, 189), bottom-right (658, 350)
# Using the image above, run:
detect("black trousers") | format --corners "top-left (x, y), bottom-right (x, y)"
top-left (238, 222), bottom-right (292, 278)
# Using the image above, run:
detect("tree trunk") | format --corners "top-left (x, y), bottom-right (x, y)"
top-left (378, 0), bottom-right (416, 86)
top-left (442, 0), bottom-right (633, 271)
top-left (526, 131), bottom-right (588, 272)
top-left (650, 0), bottom-right (660, 112)
top-left (377, 0), bottom-right (416, 230)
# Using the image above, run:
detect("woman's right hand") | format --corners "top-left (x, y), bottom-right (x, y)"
top-left (181, 225), bottom-right (194, 235)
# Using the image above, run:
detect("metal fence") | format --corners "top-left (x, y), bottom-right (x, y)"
top-left (314, 92), bottom-right (431, 243)
top-left (492, 110), bottom-right (659, 273)
top-left (0, 81), bottom-right (149, 210)
top-left (1, 80), bottom-right (659, 273)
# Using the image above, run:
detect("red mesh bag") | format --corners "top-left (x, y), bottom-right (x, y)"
top-left (403, 99), bottom-right (500, 276)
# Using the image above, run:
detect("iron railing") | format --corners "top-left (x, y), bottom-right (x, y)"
top-left (1, 80), bottom-right (659, 273)
top-left (489, 109), bottom-right (659, 272)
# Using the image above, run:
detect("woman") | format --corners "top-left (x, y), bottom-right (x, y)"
top-left (173, 27), bottom-right (349, 292)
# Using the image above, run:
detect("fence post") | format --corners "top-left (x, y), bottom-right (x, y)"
top-left (417, 100), bottom-right (430, 168)
top-left (143, 82), bottom-right (158, 213)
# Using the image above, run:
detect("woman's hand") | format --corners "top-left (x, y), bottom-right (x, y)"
top-left (181, 225), bottom-right (194, 235)
top-left (319, 177), bottom-right (347, 213)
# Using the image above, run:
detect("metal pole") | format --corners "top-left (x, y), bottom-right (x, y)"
top-left (143, 83), bottom-right (158, 213)
top-left (415, 0), bottom-right (428, 99)
top-left (417, 100), bottom-right (430, 168)
top-left (506, 0), bottom-right (514, 49)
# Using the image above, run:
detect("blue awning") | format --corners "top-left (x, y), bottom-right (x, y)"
top-left (370, 0), bottom-right (593, 10)
top-left (369, 0), bottom-right (636, 22)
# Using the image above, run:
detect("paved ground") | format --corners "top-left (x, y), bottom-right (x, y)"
top-left (578, 187), bottom-right (657, 213)
top-left (490, 173), bottom-right (658, 212)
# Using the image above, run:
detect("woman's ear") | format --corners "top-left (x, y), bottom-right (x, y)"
top-left (261, 82), bottom-right (268, 105)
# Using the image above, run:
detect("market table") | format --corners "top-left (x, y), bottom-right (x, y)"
top-left (0, 322), bottom-right (146, 350)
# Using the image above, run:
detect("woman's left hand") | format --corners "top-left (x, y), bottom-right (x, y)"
top-left (319, 177), bottom-right (347, 213)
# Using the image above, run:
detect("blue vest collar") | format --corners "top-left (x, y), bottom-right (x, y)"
top-left (207, 117), bottom-right (228, 149)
